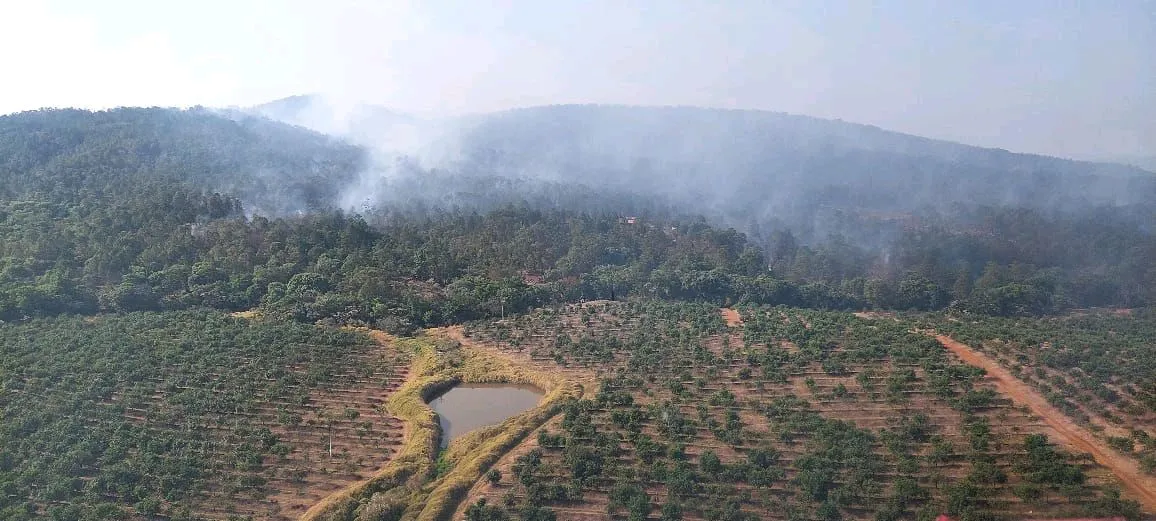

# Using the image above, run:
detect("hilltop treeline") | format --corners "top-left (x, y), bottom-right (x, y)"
top-left (3, 194), bottom-right (1152, 329)
top-left (0, 192), bottom-right (842, 330)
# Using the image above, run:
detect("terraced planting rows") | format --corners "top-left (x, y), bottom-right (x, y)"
top-left (922, 311), bottom-right (1156, 476)
top-left (0, 311), bottom-right (408, 521)
top-left (458, 302), bottom-right (1145, 520)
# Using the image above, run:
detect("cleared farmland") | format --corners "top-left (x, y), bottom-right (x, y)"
top-left (456, 301), bottom-right (1145, 520)
top-left (923, 311), bottom-right (1156, 477)
top-left (0, 311), bottom-right (408, 521)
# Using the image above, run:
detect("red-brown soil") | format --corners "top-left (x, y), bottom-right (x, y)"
top-left (936, 334), bottom-right (1156, 512)
top-left (720, 308), bottom-right (743, 327)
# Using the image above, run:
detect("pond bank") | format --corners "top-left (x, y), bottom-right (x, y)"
top-left (302, 328), bottom-right (583, 521)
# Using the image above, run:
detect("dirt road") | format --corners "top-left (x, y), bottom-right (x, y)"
top-left (935, 334), bottom-right (1156, 512)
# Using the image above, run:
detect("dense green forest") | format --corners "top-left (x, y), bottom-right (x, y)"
top-left (0, 107), bottom-right (363, 213)
top-left (768, 203), bottom-right (1156, 314)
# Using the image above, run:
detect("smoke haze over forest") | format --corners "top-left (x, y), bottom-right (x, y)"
top-left (5, 1), bottom-right (1154, 235)
top-left (0, 1), bottom-right (1154, 316)
top-left (243, 96), bottom-right (1154, 246)
top-left (2, 0), bottom-right (1154, 160)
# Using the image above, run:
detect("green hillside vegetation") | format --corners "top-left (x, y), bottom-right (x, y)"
top-left (0, 107), bottom-right (1153, 328)
top-left (0, 107), bottom-right (363, 211)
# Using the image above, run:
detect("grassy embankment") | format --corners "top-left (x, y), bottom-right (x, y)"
top-left (303, 329), bottom-right (582, 521)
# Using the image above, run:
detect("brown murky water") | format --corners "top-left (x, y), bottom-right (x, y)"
top-left (428, 383), bottom-right (544, 447)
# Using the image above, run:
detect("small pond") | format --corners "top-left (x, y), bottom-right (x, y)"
top-left (428, 383), bottom-right (544, 447)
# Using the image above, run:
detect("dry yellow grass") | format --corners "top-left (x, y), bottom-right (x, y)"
top-left (413, 348), bottom-right (581, 521)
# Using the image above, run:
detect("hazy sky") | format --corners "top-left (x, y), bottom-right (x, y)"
top-left (2, 0), bottom-right (1153, 159)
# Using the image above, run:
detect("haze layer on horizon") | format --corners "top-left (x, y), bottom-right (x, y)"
top-left (1, 0), bottom-right (1153, 160)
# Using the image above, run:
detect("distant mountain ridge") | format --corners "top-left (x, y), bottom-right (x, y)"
top-left (252, 94), bottom-right (1154, 176)
top-left (245, 96), bottom-right (1155, 242)
top-left (4, 99), bottom-right (1151, 246)
top-left (1092, 154), bottom-right (1156, 172)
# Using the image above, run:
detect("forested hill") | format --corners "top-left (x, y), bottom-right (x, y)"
top-left (0, 107), bottom-right (365, 214)
top-left (450, 105), bottom-right (1155, 209)
top-left (254, 98), bottom-right (1156, 240)
top-left (0, 105), bottom-right (1152, 325)
top-left (0, 107), bottom-right (798, 327)
top-left (256, 98), bottom-right (1156, 314)
top-left (2, 106), bottom-right (1150, 521)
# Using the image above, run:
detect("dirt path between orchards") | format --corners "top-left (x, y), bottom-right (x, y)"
top-left (935, 334), bottom-right (1156, 513)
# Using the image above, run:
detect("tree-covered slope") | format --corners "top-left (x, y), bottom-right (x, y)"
top-left (450, 105), bottom-right (1156, 217)
top-left (0, 107), bottom-right (365, 214)
top-left (253, 98), bottom-right (1156, 237)
top-left (244, 99), bottom-right (1156, 313)
top-left (0, 104), bottom-right (1151, 321)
